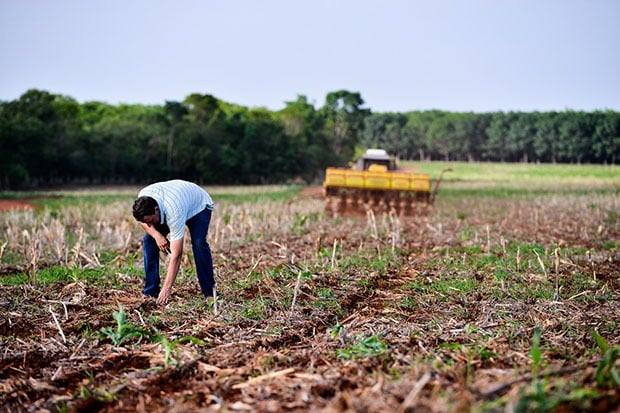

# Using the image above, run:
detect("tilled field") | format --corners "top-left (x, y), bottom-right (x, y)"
top-left (1, 191), bottom-right (619, 412)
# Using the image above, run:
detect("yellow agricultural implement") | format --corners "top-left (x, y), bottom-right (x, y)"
top-left (323, 150), bottom-right (451, 215)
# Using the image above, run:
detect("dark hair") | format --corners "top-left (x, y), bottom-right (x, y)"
top-left (132, 196), bottom-right (158, 221)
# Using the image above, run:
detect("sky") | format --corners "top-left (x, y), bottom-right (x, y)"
top-left (1, 0), bottom-right (619, 113)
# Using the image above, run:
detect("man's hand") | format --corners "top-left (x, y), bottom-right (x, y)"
top-left (157, 286), bottom-right (172, 305)
top-left (155, 234), bottom-right (171, 254)
top-left (140, 223), bottom-right (170, 254)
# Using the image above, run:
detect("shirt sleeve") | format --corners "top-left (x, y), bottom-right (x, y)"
top-left (167, 216), bottom-right (186, 241)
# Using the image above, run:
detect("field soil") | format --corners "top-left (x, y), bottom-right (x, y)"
top-left (1, 190), bottom-right (619, 412)
top-left (0, 199), bottom-right (40, 211)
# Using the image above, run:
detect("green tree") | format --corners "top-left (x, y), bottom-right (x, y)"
top-left (361, 112), bottom-right (419, 162)
top-left (175, 94), bottom-right (233, 183)
top-left (463, 112), bottom-right (491, 161)
top-left (162, 101), bottom-right (188, 170)
top-left (534, 112), bottom-right (560, 162)
top-left (557, 111), bottom-right (594, 163)
top-left (279, 95), bottom-right (328, 183)
top-left (402, 112), bottom-right (427, 160)
top-left (506, 112), bottom-right (538, 162)
top-left (592, 110), bottom-right (620, 163)
top-left (484, 112), bottom-right (510, 161)
top-left (237, 108), bottom-right (294, 184)
top-left (320, 90), bottom-right (370, 165)
top-left (426, 112), bottom-right (456, 160)
top-left (0, 89), bottom-right (62, 187)
top-left (85, 104), bottom-right (164, 182)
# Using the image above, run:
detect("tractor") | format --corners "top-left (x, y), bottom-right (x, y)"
top-left (323, 149), bottom-right (451, 215)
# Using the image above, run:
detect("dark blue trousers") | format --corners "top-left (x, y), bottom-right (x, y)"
top-left (143, 208), bottom-right (215, 298)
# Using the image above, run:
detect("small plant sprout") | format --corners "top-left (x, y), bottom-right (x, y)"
top-left (328, 322), bottom-right (345, 340)
top-left (98, 304), bottom-right (153, 347)
top-left (592, 330), bottom-right (620, 389)
top-left (516, 327), bottom-right (548, 411)
top-left (153, 332), bottom-right (206, 367)
top-left (530, 327), bottom-right (543, 380)
top-left (337, 333), bottom-right (387, 360)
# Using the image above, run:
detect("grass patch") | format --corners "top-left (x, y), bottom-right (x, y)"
top-left (405, 161), bottom-right (620, 189)
top-left (1, 266), bottom-right (103, 286)
top-left (209, 185), bottom-right (303, 204)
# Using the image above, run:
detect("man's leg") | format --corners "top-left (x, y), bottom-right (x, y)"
top-left (143, 233), bottom-right (161, 297)
top-left (187, 208), bottom-right (215, 297)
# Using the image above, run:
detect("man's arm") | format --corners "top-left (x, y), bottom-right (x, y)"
top-left (140, 222), bottom-right (170, 254)
top-left (157, 238), bottom-right (184, 305)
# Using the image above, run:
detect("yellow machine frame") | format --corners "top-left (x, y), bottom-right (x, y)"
top-left (323, 168), bottom-right (431, 193)
top-left (322, 165), bottom-right (451, 215)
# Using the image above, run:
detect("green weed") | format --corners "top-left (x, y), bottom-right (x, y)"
top-left (592, 330), bottom-right (620, 389)
top-left (316, 287), bottom-right (334, 299)
top-left (232, 270), bottom-right (263, 290)
top-left (291, 212), bottom-right (319, 235)
top-left (336, 333), bottom-right (387, 360)
top-left (328, 322), bottom-right (345, 340)
top-left (98, 304), bottom-right (153, 347)
top-left (153, 332), bottom-right (206, 367)
top-left (513, 328), bottom-right (620, 412)
top-left (515, 327), bottom-right (549, 412)
top-left (601, 240), bottom-right (616, 250)
top-left (397, 296), bottom-right (419, 310)
top-left (313, 287), bottom-right (342, 313)
top-left (243, 298), bottom-right (269, 320)
top-left (54, 401), bottom-right (69, 413)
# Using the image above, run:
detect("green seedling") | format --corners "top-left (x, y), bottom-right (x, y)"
top-left (337, 333), bottom-right (387, 360)
top-left (515, 327), bottom-right (548, 412)
top-left (98, 304), bottom-right (152, 347)
top-left (592, 330), bottom-right (620, 389)
top-left (153, 332), bottom-right (206, 367)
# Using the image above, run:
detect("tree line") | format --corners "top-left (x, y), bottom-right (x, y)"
top-left (1, 89), bottom-right (618, 189)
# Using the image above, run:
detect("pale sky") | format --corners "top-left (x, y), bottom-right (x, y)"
top-left (1, 0), bottom-right (618, 113)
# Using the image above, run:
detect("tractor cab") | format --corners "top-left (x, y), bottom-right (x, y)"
top-left (355, 149), bottom-right (396, 171)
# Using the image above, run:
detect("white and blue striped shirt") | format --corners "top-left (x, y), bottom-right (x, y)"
top-left (138, 180), bottom-right (214, 241)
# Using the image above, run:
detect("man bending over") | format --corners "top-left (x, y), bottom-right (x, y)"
top-left (132, 179), bottom-right (215, 305)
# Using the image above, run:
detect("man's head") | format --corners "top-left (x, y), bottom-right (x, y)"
top-left (132, 196), bottom-right (160, 225)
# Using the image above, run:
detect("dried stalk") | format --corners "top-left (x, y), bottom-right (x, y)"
top-left (554, 247), bottom-right (561, 299)
top-left (232, 367), bottom-right (295, 389)
top-left (135, 310), bottom-right (146, 326)
top-left (247, 255), bottom-right (263, 277)
top-left (71, 227), bottom-right (85, 266)
top-left (486, 224), bottom-right (491, 254)
top-left (399, 371), bottom-right (432, 412)
top-left (0, 240), bottom-right (7, 262)
top-left (49, 306), bottom-right (67, 343)
top-left (389, 210), bottom-right (401, 253)
top-left (586, 250), bottom-right (597, 280)
top-left (288, 268), bottom-right (303, 320)
top-left (330, 239), bottom-right (338, 271)
top-left (212, 285), bottom-right (218, 316)
top-left (366, 209), bottom-right (378, 238)
top-left (23, 229), bottom-right (41, 285)
top-left (41, 220), bottom-right (66, 263)
top-left (534, 249), bottom-right (547, 278)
